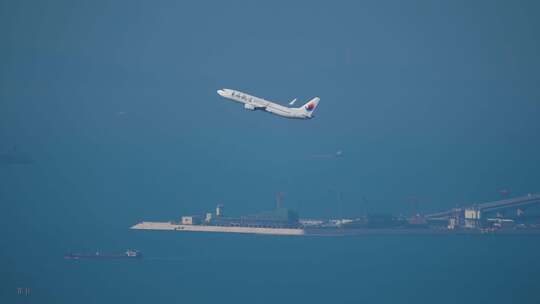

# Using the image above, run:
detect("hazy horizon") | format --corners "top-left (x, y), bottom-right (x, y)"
top-left (1, 1), bottom-right (539, 303)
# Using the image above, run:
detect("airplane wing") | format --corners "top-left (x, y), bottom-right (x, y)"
top-left (249, 99), bottom-right (269, 108)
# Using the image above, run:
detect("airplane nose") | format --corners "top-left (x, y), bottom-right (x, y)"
top-left (217, 89), bottom-right (226, 96)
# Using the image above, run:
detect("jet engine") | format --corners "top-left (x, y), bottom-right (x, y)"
top-left (244, 104), bottom-right (256, 111)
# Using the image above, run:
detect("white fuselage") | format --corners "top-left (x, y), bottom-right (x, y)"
top-left (217, 88), bottom-right (314, 119)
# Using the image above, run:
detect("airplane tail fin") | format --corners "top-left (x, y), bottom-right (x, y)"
top-left (300, 97), bottom-right (320, 114)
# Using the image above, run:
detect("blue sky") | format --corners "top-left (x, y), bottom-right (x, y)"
top-left (1, 1), bottom-right (540, 303)
top-left (3, 0), bottom-right (539, 216)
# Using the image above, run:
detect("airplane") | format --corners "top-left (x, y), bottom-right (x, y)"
top-left (217, 88), bottom-right (320, 119)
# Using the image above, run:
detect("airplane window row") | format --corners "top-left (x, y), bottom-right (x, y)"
top-left (232, 92), bottom-right (252, 102)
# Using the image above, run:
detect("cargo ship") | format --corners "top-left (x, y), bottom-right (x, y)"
top-left (64, 249), bottom-right (142, 260)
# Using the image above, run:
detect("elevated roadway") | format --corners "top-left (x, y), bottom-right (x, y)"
top-left (426, 194), bottom-right (540, 219)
